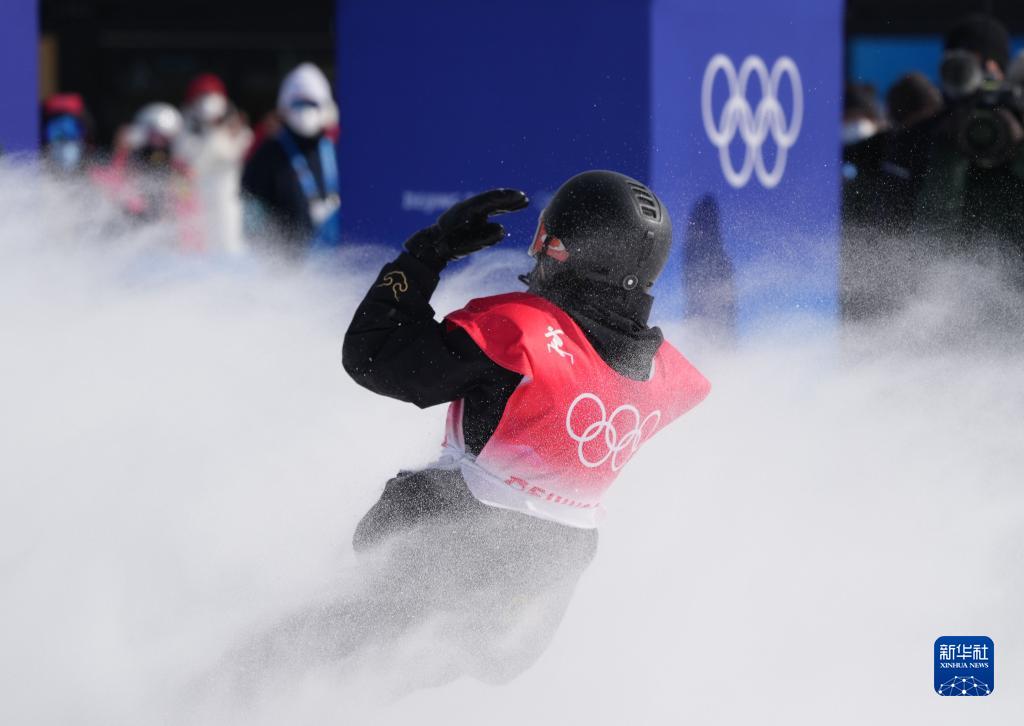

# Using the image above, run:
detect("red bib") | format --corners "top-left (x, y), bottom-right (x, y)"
top-left (442, 292), bottom-right (710, 528)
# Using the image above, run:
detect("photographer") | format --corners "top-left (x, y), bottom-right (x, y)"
top-left (842, 14), bottom-right (1024, 320)
top-left (916, 14), bottom-right (1024, 267)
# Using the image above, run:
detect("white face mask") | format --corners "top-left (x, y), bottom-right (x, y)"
top-left (51, 140), bottom-right (84, 170)
top-left (194, 94), bottom-right (228, 125)
top-left (841, 118), bottom-right (879, 146)
top-left (285, 105), bottom-right (325, 138)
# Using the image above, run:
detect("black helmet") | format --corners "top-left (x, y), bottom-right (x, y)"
top-left (526, 170), bottom-right (672, 292)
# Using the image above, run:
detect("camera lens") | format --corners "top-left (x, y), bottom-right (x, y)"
top-left (960, 109), bottom-right (1015, 169)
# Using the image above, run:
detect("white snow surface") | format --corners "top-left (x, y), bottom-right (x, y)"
top-left (0, 165), bottom-right (1022, 724)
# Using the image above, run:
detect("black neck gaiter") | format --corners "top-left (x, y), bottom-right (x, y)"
top-left (529, 274), bottom-right (664, 381)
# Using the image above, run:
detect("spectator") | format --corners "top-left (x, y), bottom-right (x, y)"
top-left (92, 102), bottom-right (185, 222)
top-left (886, 73), bottom-right (943, 131)
top-left (174, 73), bottom-right (253, 255)
top-left (124, 102), bottom-right (184, 172)
top-left (842, 83), bottom-right (885, 146)
top-left (41, 93), bottom-right (91, 174)
top-left (841, 82), bottom-right (901, 235)
top-left (915, 13), bottom-right (1024, 260)
top-left (842, 13), bottom-right (1024, 321)
top-left (943, 13), bottom-right (1010, 82)
top-left (841, 79), bottom-right (941, 319)
top-left (242, 63), bottom-right (340, 255)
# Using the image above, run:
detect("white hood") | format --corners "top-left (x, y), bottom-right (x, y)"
top-left (277, 63), bottom-right (338, 138)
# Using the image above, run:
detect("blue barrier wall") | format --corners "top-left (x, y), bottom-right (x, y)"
top-left (651, 0), bottom-right (844, 329)
top-left (339, 0), bottom-right (845, 326)
top-left (0, 0), bottom-right (39, 154)
top-left (336, 0), bottom-right (651, 250)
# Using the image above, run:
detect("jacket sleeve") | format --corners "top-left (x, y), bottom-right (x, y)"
top-left (342, 252), bottom-right (520, 408)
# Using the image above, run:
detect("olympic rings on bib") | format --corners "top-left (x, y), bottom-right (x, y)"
top-left (565, 393), bottom-right (662, 471)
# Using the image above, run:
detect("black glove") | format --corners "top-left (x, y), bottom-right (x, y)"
top-left (404, 189), bottom-right (529, 272)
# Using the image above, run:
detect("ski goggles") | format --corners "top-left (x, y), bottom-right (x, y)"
top-left (528, 217), bottom-right (569, 262)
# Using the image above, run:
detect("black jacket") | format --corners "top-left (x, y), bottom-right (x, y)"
top-left (242, 128), bottom-right (326, 248)
top-left (343, 253), bottom-right (664, 455)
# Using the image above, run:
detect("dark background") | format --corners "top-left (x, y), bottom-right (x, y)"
top-left (845, 0), bottom-right (1021, 33)
top-left (40, 0), bottom-right (1024, 145)
top-left (41, 0), bottom-right (335, 144)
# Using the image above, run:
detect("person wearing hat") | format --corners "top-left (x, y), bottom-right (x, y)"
top-left (41, 93), bottom-right (92, 174)
top-left (241, 63), bottom-right (341, 256)
top-left (174, 73), bottom-right (253, 255)
top-left (916, 13), bottom-right (1024, 267)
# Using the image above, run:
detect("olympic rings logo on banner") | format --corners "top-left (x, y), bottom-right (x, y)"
top-left (701, 53), bottom-right (804, 189)
top-left (565, 393), bottom-right (662, 471)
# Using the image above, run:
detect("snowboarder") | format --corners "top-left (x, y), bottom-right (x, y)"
top-left (337, 170), bottom-right (711, 684)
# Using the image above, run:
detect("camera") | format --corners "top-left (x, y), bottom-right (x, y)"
top-left (941, 49), bottom-right (1024, 169)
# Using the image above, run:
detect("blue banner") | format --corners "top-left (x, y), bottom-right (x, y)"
top-left (337, 0), bottom-right (844, 326)
top-left (651, 0), bottom-right (845, 330)
top-left (0, 0), bottom-right (39, 154)
top-left (336, 0), bottom-right (651, 251)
